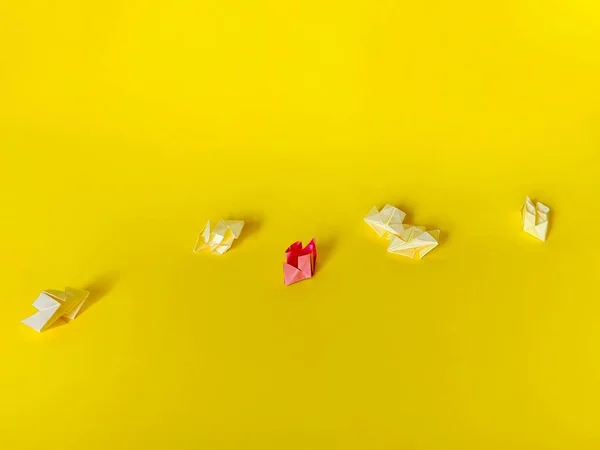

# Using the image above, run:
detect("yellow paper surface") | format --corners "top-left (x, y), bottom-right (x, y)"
top-left (1, 1), bottom-right (600, 448)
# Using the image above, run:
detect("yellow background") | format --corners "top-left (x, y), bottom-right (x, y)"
top-left (1, 1), bottom-right (599, 448)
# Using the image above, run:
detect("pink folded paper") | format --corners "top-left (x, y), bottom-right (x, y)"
top-left (283, 239), bottom-right (317, 286)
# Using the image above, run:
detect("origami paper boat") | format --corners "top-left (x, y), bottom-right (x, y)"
top-left (283, 238), bottom-right (317, 286)
top-left (364, 204), bottom-right (407, 238)
top-left (194, 220), bottom-right (245, 254)
top-left (22, 287), bottom-right (90, 332)
top-left (521, 197), bottom-right (549, 242)
top-left (387, 226), bottom-right (440, 259)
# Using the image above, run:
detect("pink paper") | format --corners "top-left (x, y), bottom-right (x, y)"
top-left (283, 238), bottom-right (317, 286)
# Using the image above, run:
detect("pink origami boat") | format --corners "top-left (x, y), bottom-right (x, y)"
top-left (283, 239), bottom-right (317, 286)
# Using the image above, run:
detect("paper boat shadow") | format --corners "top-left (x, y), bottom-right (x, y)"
top-left (79, 271), bottom-right (120, 316)
top-left (234, 218), bottom-right (261, 248)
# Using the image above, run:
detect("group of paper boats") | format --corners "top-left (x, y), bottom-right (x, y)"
top-left (22, 198), bottom-right (549, 332)
top-left (364, 204), bottom-right (440, 258)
